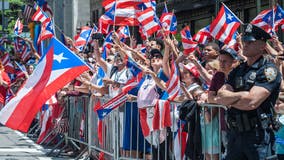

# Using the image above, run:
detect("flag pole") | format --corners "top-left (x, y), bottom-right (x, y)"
top-left (221, 2), bottom-right (244, 24)
top-left (113, 0), bottom-right (117, 32)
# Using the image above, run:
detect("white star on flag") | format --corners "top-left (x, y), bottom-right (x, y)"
top-left (227, 13), bottom-right (233, 21)
top-left (54, 52), bottom-right (68, 63)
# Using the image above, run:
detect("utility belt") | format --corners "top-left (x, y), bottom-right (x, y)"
top-left (227, 112), bottom-right (270, 132)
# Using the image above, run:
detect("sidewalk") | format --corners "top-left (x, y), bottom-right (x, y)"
top-left (0, 125), bottom-right (74, 160)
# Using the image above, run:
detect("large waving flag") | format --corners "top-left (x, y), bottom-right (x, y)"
top-left (14, 18), bottom-right (23, 36)
top-left (0, 38), bottom-right (89, 132)
top-left (210, 4), bottom-right (242, 44)
top-left (181, 26), bottom-right (198, 55)
top-left (74, 26), bottom-right (92, 51)
top-left (251, 9), bottom-right (274, 34)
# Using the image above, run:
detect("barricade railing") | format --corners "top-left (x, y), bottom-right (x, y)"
top-left (41, 94), bottom-right (227, 160)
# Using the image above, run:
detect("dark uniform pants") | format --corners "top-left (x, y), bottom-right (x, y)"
top-left (226, 128), bottom-right (271, 160)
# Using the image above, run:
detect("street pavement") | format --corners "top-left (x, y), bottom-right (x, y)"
top-left (0, 125), bottom-right (73, 160)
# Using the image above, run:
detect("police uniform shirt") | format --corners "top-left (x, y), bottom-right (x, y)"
top-left (226, 56), bottom-right (281, 114)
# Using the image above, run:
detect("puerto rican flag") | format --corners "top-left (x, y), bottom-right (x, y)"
top-left (99, 14), bottom-right (112, 34)
top-left (117, 26), bottom-right (130, 42)
top-left (15, 61), bottom-right (27, 79)
top-left (160, 12), bottom-right (177, 34)
top-left (74, 26), bottom-right (92, 51)
top-left (193, 25), bottom-right (212, 44)
top-left (102, 0), bottom-right (115, 11)
top-left (165, 61), bottom-right (180, 101)
top-left (37, 104), bottom-right (53, 144)
top-left (1, 52), bottom-right (16, 74)
top-left (251, 9), bottom-right (274, 35)
top-left (14, 18), bottom-right (23, 36)
top-left (103, 32), bottom-right (113, 49)
top-left (0, 38), bottom-right (89, 132)
top-left (138, 0), bottom-right (156, 11)
top-left (173, 121), bottom-right (188, 160)
top-left (103, 0), bottom-right (143, 26)
top-left (274, 5), bottom-right (284, 31)
top-left (37, 18), bottom-right (54, 44)
top-left (181, 26), bottom-right (198, 55)
top-left (210, 4), bottom-right (242, 44)
top-left (19, 44), bottom-right (32, 62)
top-left (136, 7), bottom-right (160, 36)
top-left (32, 4), bottom-right (49, 24)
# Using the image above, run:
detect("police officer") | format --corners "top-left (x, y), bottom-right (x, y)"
top-left (215, 24), bottom-right (282, 160)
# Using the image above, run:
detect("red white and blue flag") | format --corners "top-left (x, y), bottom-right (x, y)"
top-left (0, 38), bottom-right (89, 132)
top-left (103, 0), bottom-right (143, 26)
top-left (160, 13), bottom-right (177, 34)
top-left (37, 104), bottom-right (53, 144)
top-left (99, 14), bottom-right (112, 34)
top-left (136, 8), bottom-right (160, 36)
top-left (117, 26), bottom-right (130, 42)
top-left (181, 26), bottom-right (198, 55)
top-left (15, 61), bottom-right (27, 79)
top-left (1, 52), bottom-right (16, 74)
top-left (193, 25), bottom-right (212, 44)
top-left (165, 61), bottom-right (180, 101)
top-left (251, 9), bottom-right (274, 35)
top-left (103, 32), bottom-right (113, 49)
top-left (32, 4), bottom-right (49, 24)
top-left (38, 18), bottom-right (54, 44)
top-left (210, 4), bottom-right (242, 44)
top-left (74, 26), bottom-right (92, 51)
top-left (102, 0), bottom-right (115, 11)
top-left (14, 18), bottom-right (23, 36)
top-left (274, 5), bottom-right (284, 31)
top-left (173, 121), bottom-right (188, 160)
top-left (138, 0), bottom-right (156, 11)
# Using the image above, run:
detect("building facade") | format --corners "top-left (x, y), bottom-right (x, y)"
top-left (89, 0), bottom-right (284, 40)
top-left (47, 0), bottom-right (91, 38)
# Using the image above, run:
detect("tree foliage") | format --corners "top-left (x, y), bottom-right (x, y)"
top-left (0, 0), bottom-right (25, 34)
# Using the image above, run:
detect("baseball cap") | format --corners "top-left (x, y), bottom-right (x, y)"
top-left (242, 24), bottom-right (271, 42)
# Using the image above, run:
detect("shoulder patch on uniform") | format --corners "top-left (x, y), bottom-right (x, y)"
top-left (264, 67), bottom-right (277, 82)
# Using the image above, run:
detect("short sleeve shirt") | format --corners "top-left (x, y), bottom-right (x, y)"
top-left (226, 57), bottom-right (281, 113)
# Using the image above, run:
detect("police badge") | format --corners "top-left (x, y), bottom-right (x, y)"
top-left (264, 67), bottom-right (277, 82)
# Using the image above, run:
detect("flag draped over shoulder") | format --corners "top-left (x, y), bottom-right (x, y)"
top-left (0, 38), bottom-right (89, 132)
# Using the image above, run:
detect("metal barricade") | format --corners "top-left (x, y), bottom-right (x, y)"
top-left (42, 94), bottom-right (227, 160)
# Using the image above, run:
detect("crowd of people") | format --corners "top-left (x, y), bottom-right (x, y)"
top-left (1, 22), bottom-right (284, 160)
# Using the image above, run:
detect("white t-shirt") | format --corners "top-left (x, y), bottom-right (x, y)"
top-left (106, 64), bottom-right (133, 98)
top-left (137, 75), bottom-right (159, 108)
